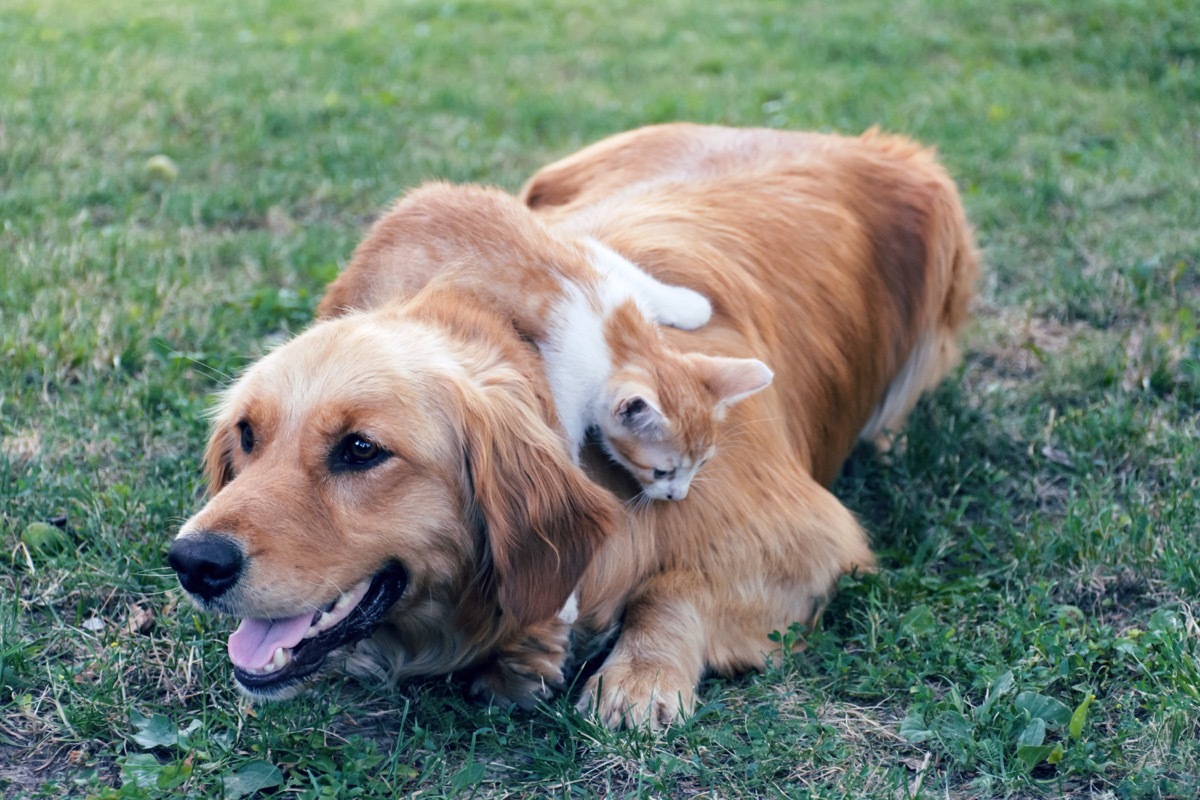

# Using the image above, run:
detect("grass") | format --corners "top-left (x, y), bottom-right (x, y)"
top-left (1, 0), bottom-right (1197, 796)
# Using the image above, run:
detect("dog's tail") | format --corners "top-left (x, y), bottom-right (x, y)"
top-left (856, 129), bottom-right (980, 445)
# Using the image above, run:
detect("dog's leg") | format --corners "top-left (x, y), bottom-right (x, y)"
top-left (469, 615), bottom-right (573, 710)
top-left (577, 573), bottom-right (706, 729)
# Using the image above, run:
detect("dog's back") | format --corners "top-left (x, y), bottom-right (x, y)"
top-left (520, 124), bottom-right (978, 727)
top-left (523, 123), bottom-right (979, 481)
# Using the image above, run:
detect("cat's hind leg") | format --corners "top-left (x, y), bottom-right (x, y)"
top-left (644, 284), bottom-right (713, 331)
top-left (586, 239), bottom-right (712, 330)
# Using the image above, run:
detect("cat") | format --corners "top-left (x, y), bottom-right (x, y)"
top-left (323, 183), bottom-right (775, 501)
top-left (542, 237), bottom-right (773, 500)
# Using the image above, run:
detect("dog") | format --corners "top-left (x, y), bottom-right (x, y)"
top-left (169, 123), bottom-right (978, 728)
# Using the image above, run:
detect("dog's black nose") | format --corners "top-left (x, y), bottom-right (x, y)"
top-left (168, 532), bottom-right (243, 601)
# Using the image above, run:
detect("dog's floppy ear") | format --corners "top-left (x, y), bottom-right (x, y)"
top-left (520, 159), bottom-right (591, 210)
top-left (458, 375), bottom-right (617, 628)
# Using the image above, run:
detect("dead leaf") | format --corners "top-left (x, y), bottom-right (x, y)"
top-left (1041, 446), bottom-right (1074, 467)
top-left (128, 603), bottom-right (156, 635)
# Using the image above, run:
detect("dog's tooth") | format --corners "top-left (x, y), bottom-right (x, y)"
top-left (317, 610), bottom-right (335, 631)
top-left (334, 592), bottom-right (352, 611)
top-left (303, 625), bottom-right (319, 639)
top-left (272, 647), bottom-right (289, 669)
top-left (261, 661), bottom-right (277, 674)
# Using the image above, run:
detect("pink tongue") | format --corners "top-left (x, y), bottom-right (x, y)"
top-left (228, 613), bottom-right (313, 670)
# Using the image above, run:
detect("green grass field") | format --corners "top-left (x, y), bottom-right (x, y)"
top-left (2, 0), bottom-right (1198, 797)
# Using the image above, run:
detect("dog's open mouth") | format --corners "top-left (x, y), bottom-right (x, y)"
top-left (228, 564), bottom-right (407, 693)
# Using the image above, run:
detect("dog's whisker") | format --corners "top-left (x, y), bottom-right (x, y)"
top-left (289, 569), bottom-right (358, 612)
top-left (159, 347), bottom-right (238, 386)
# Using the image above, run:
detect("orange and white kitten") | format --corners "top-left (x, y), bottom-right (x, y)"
top-left (324, 184), bottom-right (774, 501)
top-left (548, 239), bottom-right (774, 500)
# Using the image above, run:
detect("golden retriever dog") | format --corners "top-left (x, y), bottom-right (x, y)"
top-left (168, 123), bottom-right (978, 728)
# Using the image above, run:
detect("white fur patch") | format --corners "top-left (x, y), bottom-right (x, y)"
top-left (859, 330), bottom-right (939, 442)
top-left (557, 592), bottom-right (580, 626)
top-left (541, 280), bottom-right (613, 456)
top-left (585, 239), bottom-right (712, 330)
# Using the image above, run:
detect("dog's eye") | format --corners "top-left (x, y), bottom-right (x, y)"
top-left (333, 434), bottom-right (388, 472)
top-left (652, 468), bottom-right (675, 480)
top-left (348, 437), bottom-right (377, 461)
top-left (238, 421), bottom-right (255, 453)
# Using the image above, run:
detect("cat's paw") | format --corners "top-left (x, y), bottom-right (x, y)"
top-left (655, 287), bottom-right (712, 331)
top-left (576, 660), bottom-right (696, 730)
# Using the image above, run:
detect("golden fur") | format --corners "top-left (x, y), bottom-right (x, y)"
top-left (175, 123), bottom-right (978, 728)
top-left (321, 181), bottom-right (769, 501)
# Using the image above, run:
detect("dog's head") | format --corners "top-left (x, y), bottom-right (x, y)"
top-left (169, 299), bottom-right (616, 698)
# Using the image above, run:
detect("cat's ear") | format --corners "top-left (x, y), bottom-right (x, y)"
top-left (694, 355), bottom-right (774, 413)
top-left (613, 388), bottom-right (667, 437)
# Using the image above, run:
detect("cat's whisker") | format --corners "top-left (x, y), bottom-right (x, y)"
top-left (713, 436), bottom-right (753, 454)
top-left (623, 492), bottom-right (655, 513)
top-left (718, 419), bottom-right (774, 446)
top-left (622, 491), bottom-right (650, 509)
top-left (720, 414), bottom-right (784, 439)
top-left (717, 431), bottom-right (751, 445)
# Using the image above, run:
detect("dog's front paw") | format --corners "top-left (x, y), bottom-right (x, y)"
top-left (470, 659), bottom-right (561, 710)
top-left (577, 660), bottom-right (696, 730)
top-left (470, 620), bottom-right (571, 710)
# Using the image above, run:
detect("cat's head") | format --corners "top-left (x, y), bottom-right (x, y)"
top-left (597, 353), bottom-right (773, 501)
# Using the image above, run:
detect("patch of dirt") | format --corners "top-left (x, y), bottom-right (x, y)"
top-left (0, 430), bottom-right (41, 465)
top-left (968, 312), bottom-right (1093, 390)
top-left (1056, 566), bottom-right (1152, 622)
top-left (0, 743), bottom-right (114, 798)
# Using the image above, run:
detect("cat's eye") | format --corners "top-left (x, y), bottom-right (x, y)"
top-left (238, 421), bottom-right (255, 453)
top-left (652, 468), bottom-right (675, 480)
top-left (331, 433), bottom-right (389, 473)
